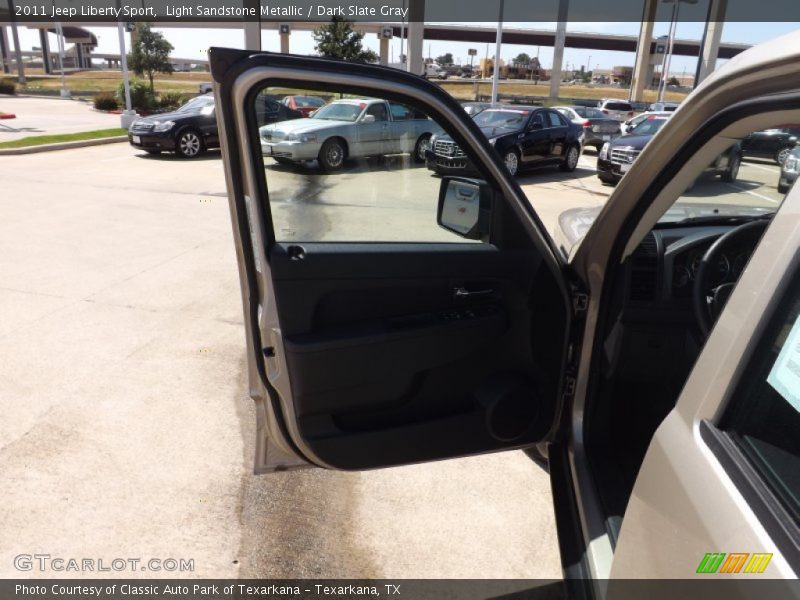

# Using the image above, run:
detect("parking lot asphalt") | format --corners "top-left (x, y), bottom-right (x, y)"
top-left (1, 141), bottom-right (783, 579)
top-left (0, 142), bottom-right (562, 579)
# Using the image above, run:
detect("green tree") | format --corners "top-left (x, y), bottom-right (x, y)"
top-left (667, 76), bottom-right (681, 87)
top-left (127, 24), bottom-right (174, 93)
top-left (436, 53), bottom-right (453, 65)
top-left (313, 17), bottom-right (378, 63)
top-left (514, 52), bottom-right (531, 66)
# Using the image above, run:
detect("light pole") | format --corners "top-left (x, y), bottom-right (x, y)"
top-left (658, 0), bottom-right (698, 102)
top-left (117, 20), bottom-right (137, 129)
top-left (490, 0), bottom-right (504, 105)
top-left (399, 0), bottom-right (405, 66)
top-left (53, 20), bottom-right (69, 97)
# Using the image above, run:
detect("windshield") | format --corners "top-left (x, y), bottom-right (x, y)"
top-left (654, 119), bottom-right (800, 225)
top-left (293, 96), bottom-right (325, 108)
top-left (464, 103), bottom-right (488, 116)
top-left (176, 96), bottom-right (214, 113)
top-left (473, 109), bottom-right (529, 128)
top-left (629, 116), bottom-right (668, 136)
top-left (311, 102), bottom-right (364, 121)
top-left (575, 107), bottom-right (605, 119)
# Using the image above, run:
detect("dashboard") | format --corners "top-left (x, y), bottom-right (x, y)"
top-left (670, 237), bottom-right (757, 297)
top-left (627, 223), bottom-right (764, 307)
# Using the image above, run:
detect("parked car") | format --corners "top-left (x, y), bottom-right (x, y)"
top-left (620, 110), bottom-right (672, 134)
top-left (281, 95), bottom-right (326, 117)
top-left (212, 29), bottom-right (800, 584)
top-left (554, 105), bottom-right (622, 151)
top-left (461, 101), bottom-right (491, 117)
top-left (597, 98), bottom-right (635, 122)
top-left (648, 101), bottom-right (679, 112)
top-left (740, 127), bottom-right (800, 164)
top-left (423, 64), bottom-right (448, 79)
top-left (198, 82), bottom-right (213, 94)
top-left (426, 106), bottom-right (583, 177)
top-left (597, 113), bottom-right (741, 185)
top-left (129, 94), bottom-right (303, 158)
top-left (259, 98), bottom-right (441, 171)
top-left (778, 145), bottom-right (800, 193)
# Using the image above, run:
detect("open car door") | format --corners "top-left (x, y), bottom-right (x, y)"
top-left (210, 48), bottom-right (583, 473)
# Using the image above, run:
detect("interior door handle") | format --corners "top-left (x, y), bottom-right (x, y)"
top-left (453, 287), bottom-right (494, 300)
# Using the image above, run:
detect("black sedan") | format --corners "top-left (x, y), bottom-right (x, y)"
top-left (129, 95), bottom-right (302, 158)
top-left (555, 105), bottom-right (621, 151)
top-left (597, 114), bottom-right (741, 185)
top-left (740, 127), bottom-right (800, 165)
top-left (426, 106), bottom-right (584, 177)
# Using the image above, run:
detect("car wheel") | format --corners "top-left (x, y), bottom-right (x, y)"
top-left (318, 138), bottom-right (346, 171)
top-left (502, 149), bottom-right (520, 177)
top-left (721, 153), bottom-right (741, 182)
top-left (778, 180), bottom-right (790, 194)
top-left (145, 150), bottom-right (161, 155)
top-left (176, 129), bottom-right (204, 158)
top-left (413, 134), bottom-right (432, 163)
top-left (560, 145), bottom-right (580, 172)
top-left (776, 146), bottom-right (792, 165)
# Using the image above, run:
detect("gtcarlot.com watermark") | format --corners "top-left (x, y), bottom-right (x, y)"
top-left (14, 554), bottom-right (194, 573)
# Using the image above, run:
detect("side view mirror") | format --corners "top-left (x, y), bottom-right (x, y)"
top-left (362, 114), bottom-right (376, 124)
top-left (437, 177), bottom-right (492, 241)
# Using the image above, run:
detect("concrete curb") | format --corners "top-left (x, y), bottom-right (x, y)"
top-left (0, 135), bottom-right (128, 155)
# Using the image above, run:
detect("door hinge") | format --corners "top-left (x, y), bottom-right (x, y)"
top-left (572, 292), bottom-right (589, 315)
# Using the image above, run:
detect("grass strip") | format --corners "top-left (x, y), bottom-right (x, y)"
top-left (0, 128), bottom-right (127, 149)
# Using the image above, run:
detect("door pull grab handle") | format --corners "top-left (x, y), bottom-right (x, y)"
top-left (453, 287), bottom-right (493, 299)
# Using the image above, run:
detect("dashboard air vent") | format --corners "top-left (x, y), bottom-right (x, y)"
top-left (630, 232), bottom-right (658, 302)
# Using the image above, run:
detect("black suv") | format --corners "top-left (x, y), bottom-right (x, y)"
top-left (129, 95), bottom-right (302, 158)
top-left (597, 114), bottom-right (741, 185)
top-left (426, 106), bottom-right (584, 177)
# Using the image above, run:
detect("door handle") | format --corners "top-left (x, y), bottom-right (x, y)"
top-left (453, 286), bottom-right (494, 300)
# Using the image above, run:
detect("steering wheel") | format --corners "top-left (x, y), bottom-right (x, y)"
top-left (693, 220), bottom-right (769, 336)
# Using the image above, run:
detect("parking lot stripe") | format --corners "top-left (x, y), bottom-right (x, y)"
top-left (724, 182), bottom-right (780, 204)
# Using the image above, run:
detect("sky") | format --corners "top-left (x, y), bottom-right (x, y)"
top-left (11, 21), bottom-right (800, 75)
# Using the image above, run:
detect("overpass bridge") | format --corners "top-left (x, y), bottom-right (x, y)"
top-left (1, 0), bottom-right (746, 101)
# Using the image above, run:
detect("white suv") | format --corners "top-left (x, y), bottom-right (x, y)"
top-left (597, 98), bottom-right (635, 122)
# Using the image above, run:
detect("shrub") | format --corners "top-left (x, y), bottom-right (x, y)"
top-left (0, 78), bottom-right (16, 95)
top-left (116, 79), bottom-right (155, 112)
top-left (157, 91), bottom-right (189, 111)
top-left (93, 92), bottom-right (119, 111)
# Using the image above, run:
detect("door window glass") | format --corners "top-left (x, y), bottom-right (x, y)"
top-left (720, 277), bottom-right (800, 525)
top-left (389, 103), bottom-right (411, 121)
top-left (251, 86), bottom-right (475, 243)
top-left (547, 112), bottom-right (564, 128)
top-left (366, 103), bottom-right (389, 121)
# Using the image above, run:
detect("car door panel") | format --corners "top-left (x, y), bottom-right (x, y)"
top-left (546, 111), bottom-right (569, 160)
top-left (521, 113), bottom-right (549, 163)
top-left (211, 47), bottom-right (573, 474)
top-left (268, 242), bottom-right (557, 469)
